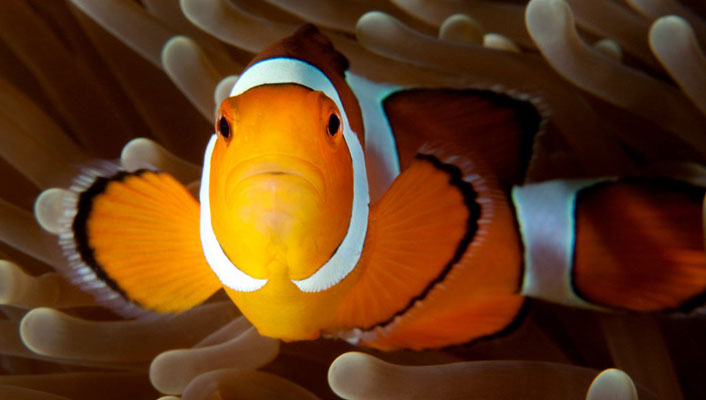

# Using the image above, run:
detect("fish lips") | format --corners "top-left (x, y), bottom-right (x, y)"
top-left (223, 155), bottom-right (326, 206)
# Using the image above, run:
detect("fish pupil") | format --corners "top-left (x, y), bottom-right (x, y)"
top-left (327, 113), bottom-right (340, 136)
top-left (218, 116), bottom-right (230, 140)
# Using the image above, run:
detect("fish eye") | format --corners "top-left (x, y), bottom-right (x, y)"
top-left (218, 116), bottom-right (230, 140)
top-left (326, 113), bottom-right (340, 136)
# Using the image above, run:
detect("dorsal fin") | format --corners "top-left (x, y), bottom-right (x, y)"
top-left (383, 89), bottom-right (542, 189)
top-left (249, 24), bottom-right (349, 79)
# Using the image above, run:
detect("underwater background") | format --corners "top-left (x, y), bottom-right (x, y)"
top-left (0, 0), bottom-right (705, 399)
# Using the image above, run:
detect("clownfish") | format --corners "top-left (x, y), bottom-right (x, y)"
top-left (53, 25), bottom-right (706, 350)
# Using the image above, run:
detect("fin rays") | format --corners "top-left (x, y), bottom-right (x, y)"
top-left (332, 146), bottom-right (525, 349)
top-left (56, 165), bottom-right (221, 316)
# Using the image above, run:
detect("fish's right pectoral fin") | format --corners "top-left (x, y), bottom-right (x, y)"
top-left (54, 163), bottom-right (221, 317)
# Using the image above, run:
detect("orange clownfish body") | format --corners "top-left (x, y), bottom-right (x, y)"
top-left (54, 26), bottom-right (706, 350)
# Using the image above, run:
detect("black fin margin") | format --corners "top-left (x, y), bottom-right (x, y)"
top-left (57, 162), bottom-right (155, 318)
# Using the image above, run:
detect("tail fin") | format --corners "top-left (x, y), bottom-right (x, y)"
top-left (56, 163), bottom-right (220, 317)
top-left (573, 179), bottom-right (706, 313)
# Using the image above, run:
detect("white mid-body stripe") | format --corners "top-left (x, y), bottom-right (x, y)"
top-left (512, 179), bottom-right (613, 310)
top-left (200, 57), bottom-right (370, 294)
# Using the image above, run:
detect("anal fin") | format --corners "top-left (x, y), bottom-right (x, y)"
top-left (58, 163), bottom-right (220, 317)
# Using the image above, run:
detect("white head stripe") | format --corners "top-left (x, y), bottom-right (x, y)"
top-left (201, 57), bottom-right (369, 293)
top-left (513, 178), bottom-right (613, 310)
top-left (345, 73), bottom-right (401, 203)
top-left (200, 135), bottom-right (267, 292)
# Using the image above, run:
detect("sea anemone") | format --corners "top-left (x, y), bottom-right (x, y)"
top-left (1, 0), bottom-right (705, 399)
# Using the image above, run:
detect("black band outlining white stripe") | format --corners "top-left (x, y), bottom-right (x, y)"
top-left (513, 178), bottom-right (613, 310)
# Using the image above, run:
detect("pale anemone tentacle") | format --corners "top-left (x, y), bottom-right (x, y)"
top-left (438, 14), bottom-right (485, 45)
top-left (0, 261), bottom-right (94, 309)
top-left (0, 372), bottom-right (158, 399)
top-left (141, 0), bottom-right (249, 74)
top-left (180, 0), bottom-right (396, 73)
top-left (0, 1), bottom-right (134, 157)
top-left (120, 138), bottom-right (202, 183)
top-left (390, 0), bottom-right (534, 48)
top-left (1, 317), bottom-right (147, 370)
top-left (393, 0), bottom-right (656, 67)
top-left (214, 75), bottom-right (239, 112)
top-left (69, 0), bottom-right (174, 69)
top-left (193, 315), bottom-right (253, 347)
top-left (355, 11), bottom-right (632, 177)
top-left (162, 36), bottom-right (223, 121)
top-left (67, 1), bottom-right (213, 162)
top-left (526, 0), bottom-right (706, 162)
top-left (564, 0), bottom-right (657, 68)
top-left (149, 325), bottom-right (279, 394)
top-left (77, 0), bottom-right (250, 96)
top-left (649, 16), bottom-right (706, 117)
top-left (180, 369), bottom-right (320, 400)
top-left (180, 0), bottom-right (297, 54)
top-left (483, 33), bottom-right (521, 52)
top-left (35, 189), bottom-right (73, 235)
top-left (525, 0), bottom-right (706, 161)
top-left (625, 0), bottom-right (706, 47)
top-left (149, 317), bottom-right (266, 394)
top-left (228, 0), bottom-right (305, 24)
top-left (19, 302), bottom-right (238, 364)
top-left (0, 113), bottom-right (76, 189)
top-left (599, 314), bottom-right (684, 400)
top-left (586, 368), bottom-right (638, 400)
top-left (594, 39), bottom-right (623, 61)
top-left (0, 198), bottom-right (62, 267)
top-left (0, 79), bottom-right (86, 164)
top-left (10, 319), bottom-right (143, 367)
top-left (262, 0), bottom-right (427, 36)
top-left (327, 352), bottom-right (657, 400)
top-left (264, 0), bottom-right (379, 34)
top-left (182, 0), bottom-right (512, 95)
top-left (1, 319), bottom-right (39, 358)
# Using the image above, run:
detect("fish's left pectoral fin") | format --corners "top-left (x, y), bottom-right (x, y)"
top-left (56, 164), bottom-right (221, 317)
top-left (332, 145), bottom-right (525, 349)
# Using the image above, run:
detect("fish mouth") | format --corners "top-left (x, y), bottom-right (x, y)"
top-left (225, 155), bottom-right (326, 202)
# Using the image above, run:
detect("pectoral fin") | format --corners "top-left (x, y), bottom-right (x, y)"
top-left (58, 164), bottom-right (220, 317)
top-left (331, 145), bottom-right (525, 350)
